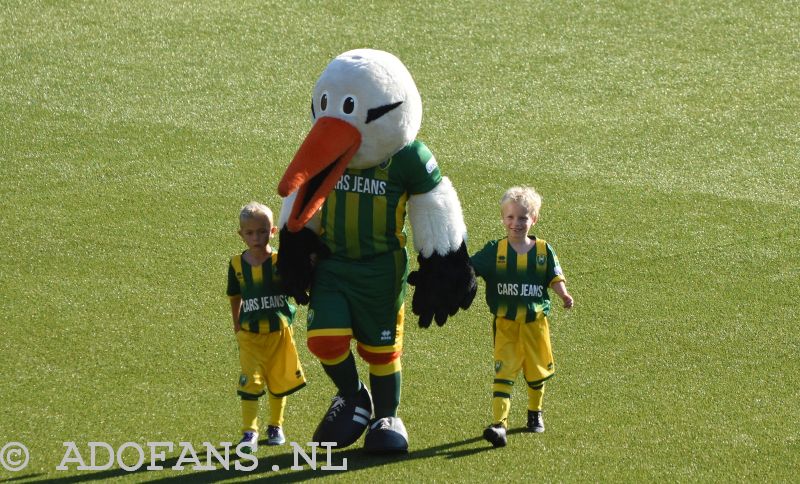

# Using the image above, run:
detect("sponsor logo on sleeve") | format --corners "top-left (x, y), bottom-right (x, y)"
top-left (425, 157), bottom-right (438, 174)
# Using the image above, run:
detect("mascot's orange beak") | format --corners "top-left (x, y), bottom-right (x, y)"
top-left (278, 117), bottom-right (362, 232)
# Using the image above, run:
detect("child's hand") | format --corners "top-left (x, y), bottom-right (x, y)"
top-left (561, 293), bottom-right (574, 309)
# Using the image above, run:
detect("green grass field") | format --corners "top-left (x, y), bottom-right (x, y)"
top-left (2, 0), bottom-right (798, 481)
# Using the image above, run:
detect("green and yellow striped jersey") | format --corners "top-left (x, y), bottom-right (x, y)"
top-left (226, 251), bottom-right (296, 333)
top-left (320, 140), bottom-right (441, 260)
top-left (471, 237), bottom-right (566, 322)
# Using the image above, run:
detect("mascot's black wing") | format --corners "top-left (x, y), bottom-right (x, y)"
top-left (275, 193), bottom-right (328, 305)
top-left (276, 227), bottom-right (329, 305)
top-left (407, 242), bottom-right (476, 328)
top-left (406, 178), bottom-right (477, 327)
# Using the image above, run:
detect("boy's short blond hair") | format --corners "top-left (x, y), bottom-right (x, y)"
top-left (239, 201), bottom-right (274, 225)
top-left (500, 186), bottom-right (542, 218)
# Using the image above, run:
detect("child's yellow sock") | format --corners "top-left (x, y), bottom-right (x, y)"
top-left (491, 379), bottom-right (513, 427)
top-left (268, 394), bottom-right (287, 428)
top-left (491, 396), bottom-right (511, 427)
top-left (527, 384), bottom-right (545, 411)
top-left (241, 399), bottom-right (259, 433)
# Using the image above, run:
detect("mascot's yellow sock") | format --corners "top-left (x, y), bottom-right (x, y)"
top-left (268, 394), bottom-right (287, 427)
top-left (241, 399), bottom-right (259, 433)
top-left (527, 385), bottom-right (545, 412)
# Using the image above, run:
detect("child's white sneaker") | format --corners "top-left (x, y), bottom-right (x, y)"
top-left (238, 431), bottom-right (258, 453)
top-left (266, 425), bottom-right (285, 445)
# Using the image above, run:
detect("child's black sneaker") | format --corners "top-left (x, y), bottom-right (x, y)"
top-left (482, 423), bottom-right (507, 447)
top-left (527, 410), bottom-right (545, 433)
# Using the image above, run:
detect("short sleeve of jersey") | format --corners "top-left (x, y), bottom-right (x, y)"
top-left (226, 260), bottom-right (240, 297)
top-left (470, 240), bottom-right (497, 278)
top-left (546, 243), bottom-right (566, 286)
top-left (395, 140), bottom-right (442, 195)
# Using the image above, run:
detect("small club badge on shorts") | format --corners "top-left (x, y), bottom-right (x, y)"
top-left (239, 374), bottom-right (248, 387)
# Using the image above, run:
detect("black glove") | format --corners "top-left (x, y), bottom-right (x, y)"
top-left (276, 227), bottom-right (330, 305)
top-left (407, 241), bottom-right (477, 328)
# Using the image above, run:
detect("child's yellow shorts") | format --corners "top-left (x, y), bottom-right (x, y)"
top-left (492, 314), bottom-right (554, 387)
top-left (236, 325), bottom-right (306, 398)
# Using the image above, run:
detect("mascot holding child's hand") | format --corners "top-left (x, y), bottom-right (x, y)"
top-left (276, 49), bottom-right (476, 454)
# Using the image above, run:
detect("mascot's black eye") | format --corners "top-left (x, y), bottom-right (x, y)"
top-left (320, 93), bottom-right (328, 111)
top-left (342, 96), bottom-right (355, 114)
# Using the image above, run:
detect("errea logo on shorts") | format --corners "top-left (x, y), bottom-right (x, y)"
top-left (380, 330), bottom-right (392, 341)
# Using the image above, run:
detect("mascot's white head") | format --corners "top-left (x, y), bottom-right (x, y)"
top-left (312, 49), bottom-right (422, 168)
top-left (278, 49), bottom-right (422, 232)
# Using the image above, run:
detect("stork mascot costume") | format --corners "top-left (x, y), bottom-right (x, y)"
top-left (276, 49), bottom-right (476, 454)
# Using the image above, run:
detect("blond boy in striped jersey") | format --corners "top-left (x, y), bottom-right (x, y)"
top-left (227, 202), bottom-right (306, 451)
top-left (470, 187), bottom-right (574, 447)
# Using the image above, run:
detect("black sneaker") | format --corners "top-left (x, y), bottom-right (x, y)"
top-left (527, 410), bottom-right (545, 433)
top-left (482, 423), bottom-right (507, 447)
top-left (312, 382), bottom-right (373, 449)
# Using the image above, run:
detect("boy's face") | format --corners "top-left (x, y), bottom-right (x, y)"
top-left (238, 215), bottom-right (276, 252)
top-left (502, 201), bottom-right (537, 240)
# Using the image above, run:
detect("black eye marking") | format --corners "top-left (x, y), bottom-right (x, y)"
top-left (311, 99), bottom-right (315, 119)
top-left (321, 93), bottom-right (328, 111)
top-left (366, 101), bottom-right (403, 124)
top-left (343, 96), bottom-right (355, 114)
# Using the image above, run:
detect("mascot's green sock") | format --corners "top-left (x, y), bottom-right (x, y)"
top-left (321, 351), bottom-right (361, 397)
top-left (370, 369), bottom-right (401, 418)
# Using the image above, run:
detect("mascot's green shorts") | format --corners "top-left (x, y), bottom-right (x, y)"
top-left (308, 249), bottom-right (407, 349)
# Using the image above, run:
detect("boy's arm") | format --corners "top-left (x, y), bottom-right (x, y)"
top-left (229, 296), bottom-right (242, 332)
top-left (550, 280), bottom-right (574, 309)
top-left (469, 242), bottom-right (493, 279)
